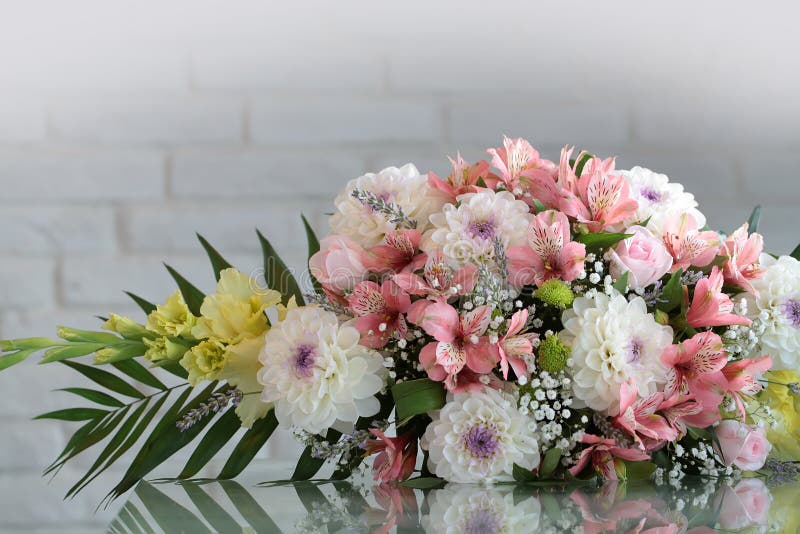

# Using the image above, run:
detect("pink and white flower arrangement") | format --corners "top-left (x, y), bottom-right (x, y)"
top-left (2, 135), bottom-right (798, 498)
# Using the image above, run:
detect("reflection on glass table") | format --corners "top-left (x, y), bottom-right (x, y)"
top-left (108, 475), bottom-right (800, 533)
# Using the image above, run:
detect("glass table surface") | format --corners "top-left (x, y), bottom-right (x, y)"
top-left (106, 471), bottom-right (800, 533)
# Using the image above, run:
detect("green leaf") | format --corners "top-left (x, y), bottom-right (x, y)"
top-left (294, 483), bottom-right (329, 514)
top-left (302, 215), bottom-right (324, 294)
top-left (164, 264), bottom-right (206, 316)
top-left (158, 360), bottom-right (189, 380)
top-left (45, 409), bottom-right (129, 475)
top-left (107, 384), bottom-right (214, 499)
top-left (136, 482), bottom-right (212, 534)
top-left (791, 243), bottom-right (800, 260)
top-left (257, 229), bottom-right (304, 305)
top-left (35, 407), bottom-right (109, 421)
top-left (39, 343), bottom-right (106, 364)
top-left (182, 483), bottom-right (241, 533)
top-left (197, 233), bottom-right (233, 282)
top-left (292, 427), bottom-right (342, 481)
top-left (0, 348), bottom-right (37, 371)
top-left (66, 404), bottom-right (140, 497)
top-left (392, 378), bottom-right (446, 422)
top-left (747, 205), bottom-right (761, 234)
top-left (124, 291), bottom-right (157, 315)
top-left (112, 359), bottom-right (167, 390)
top-left (574, 152), bottom-right (593, 176)
top-left (612, 271), bottom-right (629, 295)
top-left (625, 460), bottom-right (656, 481)
top-left (575, 232), bottom-right (632, 252)
top-left (220, 480), bottom-right (282, 533)
top-left (1, 337), bottom-right (65, 351)
top-left (57, 387), bottom-right (125, 408)
top-left (657, 269), bottom-right (684, 313)
top-left (217, 410), bottom-right (278, 479)
top-left (178, 408), bottom-right (242, 479)
top-left (539, 447), bottom-right (562, 478)
top-left (399, 477), bottom-right (447, 489)
top-left (513, 463), bottom-right (535, 482)
top-left (62, 360), bottom-right (145, 399)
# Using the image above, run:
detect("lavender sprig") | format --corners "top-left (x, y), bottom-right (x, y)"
top-left (681, 270), bottom-right (705, 286)
top-left (788, 382), bottom-right (800, 395)
top-left (351, 188), bottom-right (417, 229)
top-left (763, 458), bottom-right (800, 485)
top-left (176, 388), bottom-right (243, 432)
top-left (493, 237), bottom-right (509, 283)
top-left (642, 280), bottom-right (666, 307)
top-left (305, 292), bottom-right (354, 317)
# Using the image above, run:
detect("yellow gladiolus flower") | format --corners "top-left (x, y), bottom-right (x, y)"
top-left (192, 268), bottom-right (282, 343)
top-left (761, 370), bottom-right (800, 461)
top-left (143, 336), bottom-right (190, 363)
top-left (103, 314), bottom-right (152, 339)
top-left (219, 336), bottom-right (273, 428)
top-left (180, 338), bottom-right (228, 386)
top-left (146, 291), bottom-right (197, 338)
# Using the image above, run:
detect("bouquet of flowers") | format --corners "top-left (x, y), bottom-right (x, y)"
top-left (2, 136), bottom-right (799, 500)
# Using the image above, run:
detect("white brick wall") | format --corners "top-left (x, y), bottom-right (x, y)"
top-left (1, 0), bottom-right (800, 529)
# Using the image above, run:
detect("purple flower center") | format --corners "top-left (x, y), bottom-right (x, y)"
top-left (782, 298), bottom-right (800, 328)
top-left (464, 508), bottom-right (502, 534)
top-left (463, 425), bottom-right (499, 458)
top-left (627, 337), bottom-right (644, 363)
top-left (292, 343), bottom-right (317, 378)
top-left (468, 220), bottom-right (496, 241)
top-left (640, 186), bottom-right (662, 203)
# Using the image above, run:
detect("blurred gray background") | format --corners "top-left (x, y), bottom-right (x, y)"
top-left (0, 0), bottom-right (798, 530)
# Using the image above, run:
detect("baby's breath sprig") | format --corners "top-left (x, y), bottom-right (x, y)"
top-left (176, 388), bottom-right (243, 432)
top-left (351, 188), bottom-right (417, 229)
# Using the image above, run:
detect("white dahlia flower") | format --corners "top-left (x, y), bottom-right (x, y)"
top-left (257, 306), bottom-right (386, 434)
top-left (423, 189), bottom-right (532, 267)
top-left (561, 293), bottom-right (673, 415)
top-left (744, 254), bottom-right (800, 370)
top-left (329, 164), bottom-right (445, 248)
top-left (421, 388), bottom-right (540, 483)
top-left (421, 486), bottom-right (541, 534)
top-left (618, 166), bottom-right (706, 235)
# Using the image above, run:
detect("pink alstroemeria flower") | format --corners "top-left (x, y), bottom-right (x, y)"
top-left (658, 394), bottom-right (705, 437)
top-left (394, 250), bottom-right (477, 303)
top-left (568, 434), bottom-right (650, 481)
top-left (487, 136), bottom-right (557, 196)
top-left (491, 309), bottom-right (537, 380)
top-left (721, 223), bottom-right (764, 293)
top-left (662, 213), bottom-right (720, 271)
top-left (428, 153), bottom-right (496, 203)
top-left (507, 210), bottom-right (586, 287)
top-left (661, 331), bottom-right (729, 402)
top-left (686, 267), bottom-right (752, 329)
top-left (557, 155), bottom-right (639, 232)
top-left (362, 229), bottom-right (424, 274)
top-left (349, 280), bottom-right (411, 349)
top-left (414, 302), bottom-right (497, 391)
top-left (614, 383), bottom-right (677, 450)
top-left (364, 429), bottom-right (418, 483)
top-left (722, 355), bottom-right (772, 419)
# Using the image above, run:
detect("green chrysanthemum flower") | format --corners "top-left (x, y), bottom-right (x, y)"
top-left (534, 279), bottom-right (575, 309)
top-left (537, 334), bottom-right (570, 374)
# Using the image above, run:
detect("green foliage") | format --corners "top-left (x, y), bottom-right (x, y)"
top-left (574, 152), bottom-right (593, 176)
top-left (612, 271), bottom-right (629, 294)
top-left (292, 427), bottom-right (343, 481)
top-left (257, 229), bottom-right (305, 305)
top-left (302, 214), bottom-right (324, 294)
top-left (196, 233), bottom-right (233, 281)
top-left (791, 243), bottom-right (800, 260)
top-left (747, 204), bottom-right (761, 233)
top-left (657, 269), bottom-right (684, 313)
top-left (539, 447), bottom-right (563, 478)
top-left (575, 232), bottom-right (632, 252)
top-left (164, 264), bottom-right (206, 316)
top-left (392, 378), bottom-right (445, 423)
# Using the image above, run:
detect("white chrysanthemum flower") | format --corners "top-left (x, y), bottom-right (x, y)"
top-left (561, 293), bottom-right (673, 415)
top-left (618, 166), bottom-right (706, 235)
top-left (421, 388), bottom-right (540, 483)
top-left (257, 306), bottom-right (386, 434)
top-left (421, 486), bottom-right (541, 534)
top-left (329, 164), bottom-right (445, 248)
top-left (744, 254), bottom-right (800, 370)
top-left (423, 189), bottom-right (532, 267)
